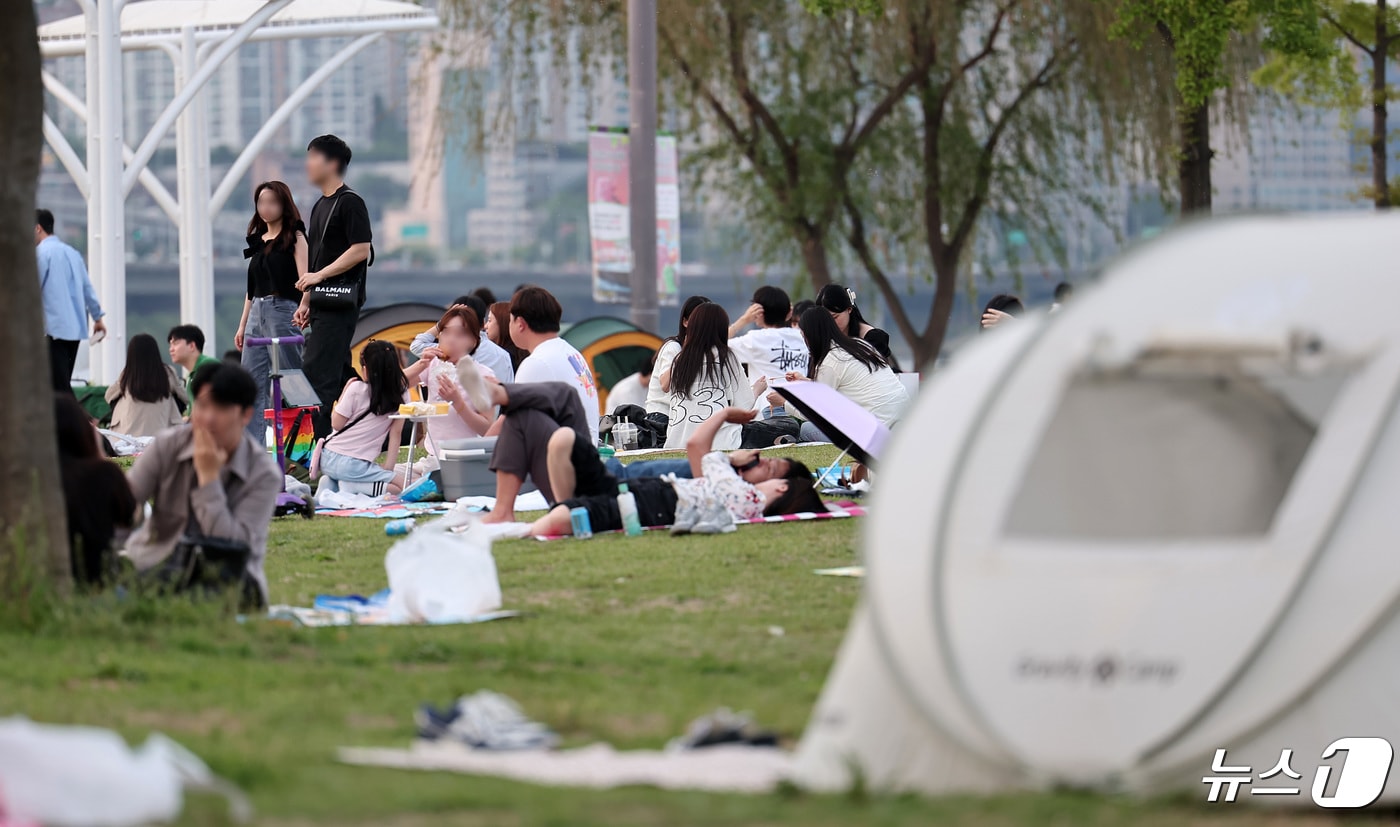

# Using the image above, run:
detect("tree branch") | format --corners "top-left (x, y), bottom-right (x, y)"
top-left (958, 0), bottom-right (1015, 75)
top-left (842, 194), bottom-right (921, 349)
top-left (948, 38), bottom-right (1077, 258)
top-left (721, 0), bottom-right (800, 189)
top-left (1322, 10), bottom-right (1376, 55)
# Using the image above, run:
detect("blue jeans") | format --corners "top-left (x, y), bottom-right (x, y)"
top-left (605, 457), bottom-right (694, 480)
top-left (241, 296), bottom-right (303, 445)
top-left (799, 421), bottom-right (832, 444)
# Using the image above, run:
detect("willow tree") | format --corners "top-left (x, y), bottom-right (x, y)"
top-left (0, 0), bottom-right (71, 600)
top-left (1259, 0), bottom-right (1400, 208)
top-left (822, 0), bottom-right (1177, 366)
top-left (441, 1), bottom-right (937, 290)
top-left (440, 0), bottom-right (1178, 367)
top-left (1109, 0), bottom-right (1327, 213)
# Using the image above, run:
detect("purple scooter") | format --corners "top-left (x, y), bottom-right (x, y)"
top-left (245, 334), bottom-right (314, 519)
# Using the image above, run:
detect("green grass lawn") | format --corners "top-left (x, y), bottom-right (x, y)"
top-left (1, 446), bottom-right (1389, 826)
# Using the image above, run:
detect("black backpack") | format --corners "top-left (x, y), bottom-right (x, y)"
top-left (604, 404), bottom-right (667, 449)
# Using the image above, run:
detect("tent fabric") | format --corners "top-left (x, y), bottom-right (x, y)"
top-left (791, 212), bottom-right (1400, 803)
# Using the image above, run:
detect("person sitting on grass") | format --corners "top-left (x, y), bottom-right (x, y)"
top-left (105, 333), bottom-right (188, 437)
top-left (123, 363), bottom-right (280, 604)
top-left (55, 393), bottom-right (135, 587)
top-left (315, 340), bottom-right (409, 498)
top-left (403, 306), bottom-right (497, 455)
top-left (781, 307), bottom-right (909, 443)
top-left (410, 294), bottom-right (515, 382)
top-left (524, 405), bottom-right (823, 537)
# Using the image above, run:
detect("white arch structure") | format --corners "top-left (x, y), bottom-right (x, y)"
top-left (39, 0), bottom-right (439, 382)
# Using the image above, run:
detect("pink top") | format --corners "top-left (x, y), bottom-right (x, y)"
top-left (329, 380), bottom-right (407, 462)
top-left (421, 356), bottom-right (497, 452)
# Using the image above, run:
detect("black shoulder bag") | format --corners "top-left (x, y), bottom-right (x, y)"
top-left (307, 189), bottom-right (374, 312)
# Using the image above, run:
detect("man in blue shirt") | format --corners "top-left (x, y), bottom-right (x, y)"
top-left (35, 209), bottom-right (105, 392)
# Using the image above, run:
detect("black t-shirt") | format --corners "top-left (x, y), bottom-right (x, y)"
top-left (307, 185), bottom-right (372, 306)
top-left (244, 221), bottom-right (305, 300)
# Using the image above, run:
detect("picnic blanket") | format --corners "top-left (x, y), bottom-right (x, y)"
top-left (533, 501), bottom-right (866, 540)
top-left (316, 490), bottom-right (554, 519)
top-left (267, 590), bottom-right (521, 627)
top-left (337, 741), bottom-right (791, 793)
top-left (315, 500), bottom-right (455, 519)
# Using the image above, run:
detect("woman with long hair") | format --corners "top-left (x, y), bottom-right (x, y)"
top-left (644, 294), bottom-right (710, 433)
top-left (662, 303), bottom-right (754, 449)
top-left (791, 307), bottom-right (909, 443)
top-left (105, 333), bottom-right (186, 437)
top-left (236, 181), bottom-right (308, 444)
top-left (815, 283), bottom-right (899, 371)
top-left (54, 394), bottom-right (135, 586)
top-left (316, 340), bottom-right (410, 497)
top-left (486, 301), bottom-right (527, 372)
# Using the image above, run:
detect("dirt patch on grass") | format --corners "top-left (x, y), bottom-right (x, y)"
top-left (631, 596), bottom-right (709, 614)
top-left (124, 707), bottom-right (244, 736)
top-left (520, 589), bottom-right (580, 607)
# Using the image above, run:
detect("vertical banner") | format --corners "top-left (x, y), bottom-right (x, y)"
top-left (588, 130), bottom-right (680, 305)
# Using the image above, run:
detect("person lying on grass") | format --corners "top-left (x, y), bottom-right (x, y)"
top-left (453, 362), bottom-right (821, 530)
top-left (527, 405), bottom-right (824, 537)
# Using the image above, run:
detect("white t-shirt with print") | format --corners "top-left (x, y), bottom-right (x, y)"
top-left (728, 327), bottom-right (810, 383)
top-left (516, 336), bottom-right (600, 444)
top-left (663, 351), bottom-right (755, 450)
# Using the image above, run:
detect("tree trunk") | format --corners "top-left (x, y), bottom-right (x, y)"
top-left (1179, 99), bottom-right (1213, 214)
top-left (1373, 0), bottom-right (1390, 209)
top-left (0, 0), bottom-right (71, 599)
top-left (797, 229), bottom-right (834, 291)
top-left (913, 256), bottom-right (960, 369)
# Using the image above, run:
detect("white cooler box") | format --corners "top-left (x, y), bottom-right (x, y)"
top-left (436, 437), bottom-right (537, 499)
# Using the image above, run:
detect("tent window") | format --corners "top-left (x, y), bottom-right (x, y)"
top-left (1005, 365), bottom-right (1328, 540)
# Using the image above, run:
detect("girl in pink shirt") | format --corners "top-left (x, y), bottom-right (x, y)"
top-left (316, 340), bottom-right (409, 497)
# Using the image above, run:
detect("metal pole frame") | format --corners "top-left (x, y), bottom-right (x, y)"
top-left (120, 0), bottom-right (295, 196)
top-left (627, 0), bottom-right (660, 334)
top-left (43, 70), bottom-right (179, 222)
top-left (95, 0), bottom-right (127, 382)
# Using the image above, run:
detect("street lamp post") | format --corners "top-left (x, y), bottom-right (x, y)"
top-left (627, 0), bottom-right (659, 334)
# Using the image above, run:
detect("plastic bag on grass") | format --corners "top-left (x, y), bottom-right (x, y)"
top-left (386, 519), bottom-right (501, 624)
top-left (0, 717), bottom-right (251, 826)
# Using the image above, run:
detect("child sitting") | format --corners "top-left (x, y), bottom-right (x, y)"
top-left (315, 340), bottom-right (409, 497)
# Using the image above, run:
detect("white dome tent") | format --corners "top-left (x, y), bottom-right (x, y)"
top-left (791, 212), bottom-right (1400, 806)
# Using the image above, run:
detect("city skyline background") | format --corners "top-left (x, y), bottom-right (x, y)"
top-left (31, 0), bottom-right (1395, 364)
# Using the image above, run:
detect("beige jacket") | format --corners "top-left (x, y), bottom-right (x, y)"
top-left (105, 364), bottom-right (187, 437)
top-left (123, 425), bottom-right (280, 601)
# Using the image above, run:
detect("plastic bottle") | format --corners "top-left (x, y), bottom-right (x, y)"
top-left (385, 518), bottom-right (417, 536)
top-left (617, 483), bottom-right (643, 536)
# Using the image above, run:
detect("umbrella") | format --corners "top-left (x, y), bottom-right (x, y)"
top-left (775, 382), bottom-right (891, 467)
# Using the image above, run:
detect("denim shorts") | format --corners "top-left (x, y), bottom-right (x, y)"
top-left (319, 448), bottom-right (393, 484)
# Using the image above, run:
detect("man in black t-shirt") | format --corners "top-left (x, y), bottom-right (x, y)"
top-left (295, 134), bottom-right (373, 439)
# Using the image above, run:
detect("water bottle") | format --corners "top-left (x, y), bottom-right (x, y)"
top-left (385, 518), bottom-right (416, 536)
top-left (570, 507), bottom-right (593, 539)
top-left (617, 483), bottom-right (643, 537)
